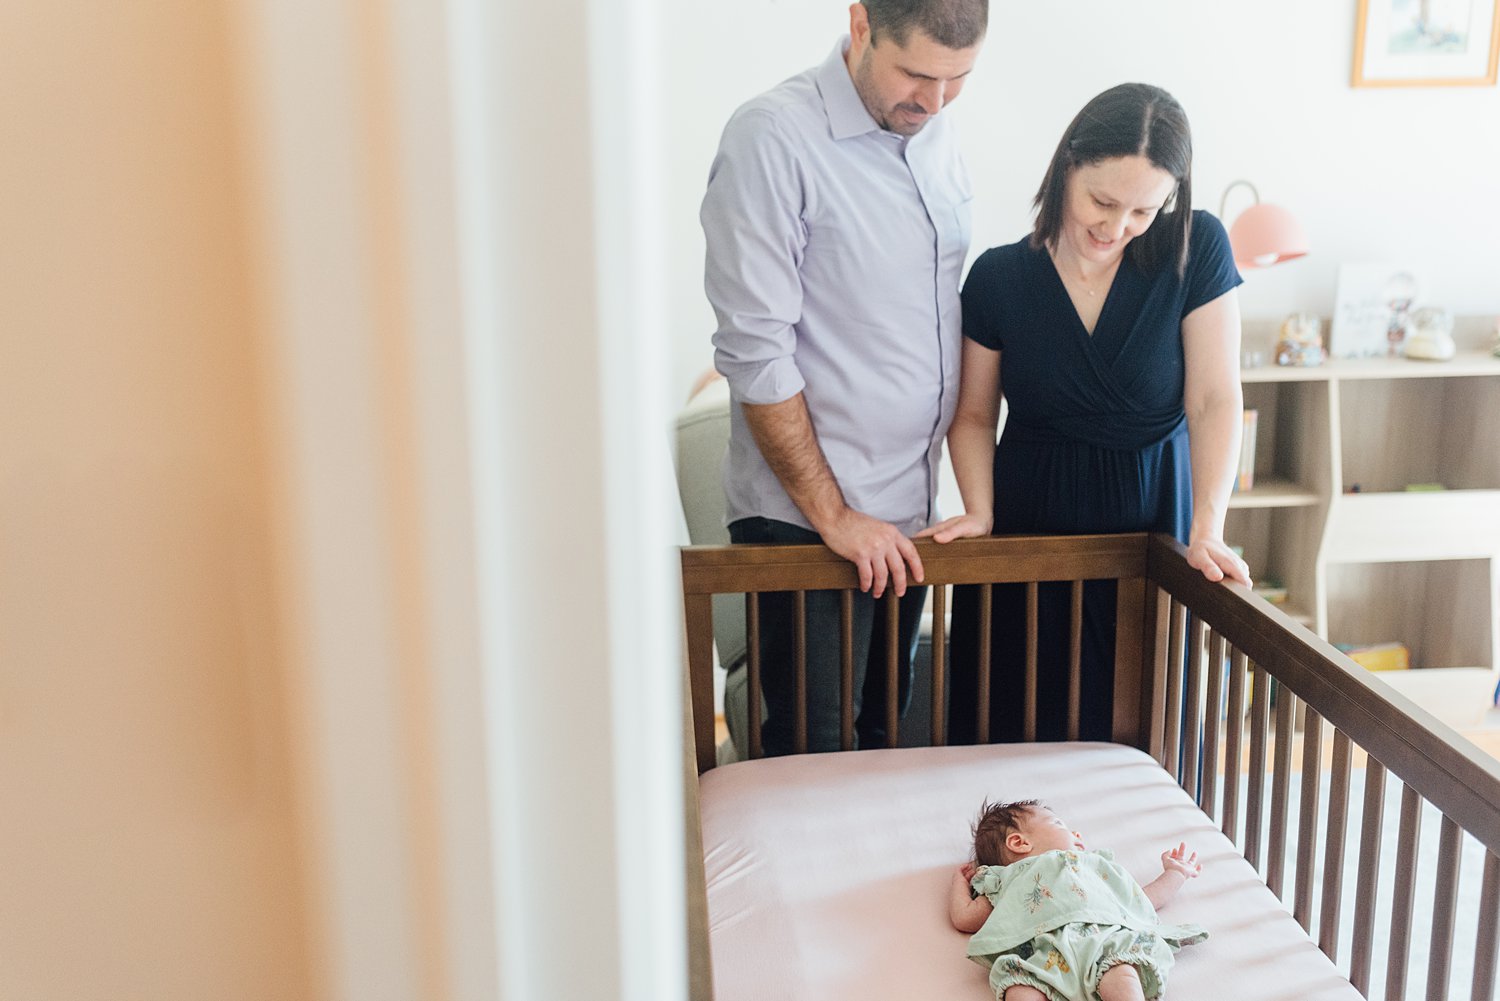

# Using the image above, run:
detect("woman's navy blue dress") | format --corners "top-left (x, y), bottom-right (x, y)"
top-left (948, 210), bottom-right (1242, 744)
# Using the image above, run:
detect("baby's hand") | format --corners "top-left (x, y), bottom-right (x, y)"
top-left (953, 861), bottom-right (979, 896)
top-left (1161, 843), bottom-right (1201, 878)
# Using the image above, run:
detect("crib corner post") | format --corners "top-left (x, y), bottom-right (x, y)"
top-left (679, 630), bottom-right (717, 1000)
top-left (683, 591), bottom-right (718, 775)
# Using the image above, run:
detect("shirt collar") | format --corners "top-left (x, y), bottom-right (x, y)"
top-left (816, 36), bottom-right (882, 141)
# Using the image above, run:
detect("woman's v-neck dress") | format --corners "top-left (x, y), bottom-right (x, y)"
top-left (948, 210), bottom-right (1242, 743)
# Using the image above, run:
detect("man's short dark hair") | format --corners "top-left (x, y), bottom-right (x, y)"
top-left (862, 0), bottom-right (988, 50)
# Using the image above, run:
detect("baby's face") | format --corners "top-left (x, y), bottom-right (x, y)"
top-left (1018, 807), bottom-right (1087, 856)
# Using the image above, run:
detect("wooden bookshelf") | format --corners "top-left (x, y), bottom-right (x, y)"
top-left (1231, 319), bottom-right (1500, 678)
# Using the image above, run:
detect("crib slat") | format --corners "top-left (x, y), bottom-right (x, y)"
top-left (976, 583), bottom-right (992, 744)
top-left (793, 591), bottom-right (808, 756)
top-left (1267, 686), bottom-right (1296, 899)
top-left (1349, 756), bottom-right (1386, 996)
top-left (1067, 580), bottom-right (1083, 742)
top-left (1024, 582), bottom-right (1038, 743)
top-left (1222, 648), bottom-right (1247, 845)
top-left (931, 584), bottom-right (947, 747)
top-left (1384, 784), bottom-right (1423, 1001)
top-left (1142, 586), bottom-right (1170, 761)
top-left (1427, 814), bottom-right (1463, 1001)
top-left (1318, 728), bottom-right (1352, 960)
top-left (1200, 631), bottom-right (1226, 816)
top-left (1163, 601), bottom-right (1186, 779)
top-left (748, 593), bottom-right (763, 760)
top-left (1181, 616), bottom-right (1207, 797)
top-left (685, 593), bottom-right (718, 774)
top-left (1245, 662), bottom-right (1270, 872)
top-left (838, 591), bottom-right (853, 753)
top-left (1294, 708), bottom-right (1323, 934)
top-left (1474, 851), bottom-right (1500, 1001)
top-left (884, 593), bottom-right (899, 749)
top-left (1111, 578), bottom-right (1145, 746)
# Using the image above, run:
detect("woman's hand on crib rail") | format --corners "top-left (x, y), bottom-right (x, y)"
top-left (915, 511), bottom-right (993, 545)
top-left (1185, 535), bottom-right (1252, 587)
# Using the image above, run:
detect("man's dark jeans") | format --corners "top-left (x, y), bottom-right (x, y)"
top-left (729, 516), bottom-right (926, 755)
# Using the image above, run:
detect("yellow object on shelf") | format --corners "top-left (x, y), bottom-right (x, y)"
top-left (1340, 641), bottom-right (1410, 672)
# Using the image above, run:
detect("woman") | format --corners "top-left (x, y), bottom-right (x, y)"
top-left (920, 83), bottom-right (1251, 744)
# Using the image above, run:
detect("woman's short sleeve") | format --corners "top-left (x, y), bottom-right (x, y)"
top-left (961, 248), bottom-right (1005, 351)
top-left (1182, 211), bottom-right (1243, 317)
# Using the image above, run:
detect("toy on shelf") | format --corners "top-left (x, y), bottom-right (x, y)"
top-left (1405, 306), bottom-right (1456, 361)
top-left (1275, 311), bottom-right (1325, 367)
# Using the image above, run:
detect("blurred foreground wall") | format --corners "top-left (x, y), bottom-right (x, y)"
top-left (0, 2), bottom-right (313, 998)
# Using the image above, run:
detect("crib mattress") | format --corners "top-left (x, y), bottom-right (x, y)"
top-left (701, 742), bottom-right (1363, 1001)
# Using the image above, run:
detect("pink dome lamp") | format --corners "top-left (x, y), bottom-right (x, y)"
top-left (1218, 180), bottom-right (1309, 269)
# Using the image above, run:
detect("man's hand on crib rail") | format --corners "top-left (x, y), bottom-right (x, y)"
top-left (818, 507), bottom-right (925, 598)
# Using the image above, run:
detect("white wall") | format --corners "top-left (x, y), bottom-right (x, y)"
top-left (666, 0), bottom-right (1500, 397)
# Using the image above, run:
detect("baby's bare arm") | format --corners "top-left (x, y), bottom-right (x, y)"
top-left (1143, 843), bottom-right (1201, 911)
top-left (949, 862), bottom-right (993, 933)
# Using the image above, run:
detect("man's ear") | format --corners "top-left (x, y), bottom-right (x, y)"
top-left (848, 3), bottom-right (871, 51)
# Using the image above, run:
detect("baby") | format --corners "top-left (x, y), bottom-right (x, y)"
top-left (948, 799), bottom-right (1206, 1001)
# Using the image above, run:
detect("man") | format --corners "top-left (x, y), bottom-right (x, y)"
top-left (701, 0), bottom-right (986, 755)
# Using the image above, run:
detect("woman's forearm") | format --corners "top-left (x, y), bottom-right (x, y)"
top-left (948, 412), bottom-right (998, 524)
top-left (1182, 290), bottom-right (1244, 545)
top-left (1186, 389), bottom-right (1241, 544)
top-left (945, 340), bottom-right (1004, 527)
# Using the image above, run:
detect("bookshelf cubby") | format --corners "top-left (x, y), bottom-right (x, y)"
top-left (1231, 319), bottom-right (1500, 673)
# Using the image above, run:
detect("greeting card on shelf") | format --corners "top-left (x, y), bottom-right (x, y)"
top-left (1330, 263), bottom-right (1426, 359)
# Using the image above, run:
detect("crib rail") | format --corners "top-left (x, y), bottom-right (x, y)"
top-left (680, 532), bottom-right (1500, 1000)
top-left (1144, 534), bottom-right (1500, 1001)
top-left (681, 533), bottom-right (1151, 770)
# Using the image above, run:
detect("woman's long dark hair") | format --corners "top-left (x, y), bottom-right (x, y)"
top-left (1031, 83), bottom-right (1193, 278)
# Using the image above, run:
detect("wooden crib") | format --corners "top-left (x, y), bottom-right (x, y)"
top-left (681, 533), bottom-right (1500, 1001)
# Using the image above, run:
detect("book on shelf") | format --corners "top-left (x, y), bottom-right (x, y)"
top-left (1236, 409), bottom-right (1258, 492)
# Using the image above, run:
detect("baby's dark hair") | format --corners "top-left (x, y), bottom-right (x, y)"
top-left (972, 798), bottom-right (1043, 866)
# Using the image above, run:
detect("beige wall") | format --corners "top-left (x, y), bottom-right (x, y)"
top-left (0, 2), bottom-right (312, 998)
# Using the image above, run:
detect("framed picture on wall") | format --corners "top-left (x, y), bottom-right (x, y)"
top-left (1353, 0), bottom-right (1500, 86)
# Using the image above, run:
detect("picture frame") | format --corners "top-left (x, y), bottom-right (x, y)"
top-left (1353, 0), bottom-right (1500, 86)
top-left (1329, 263), bottom-right (1426, 359)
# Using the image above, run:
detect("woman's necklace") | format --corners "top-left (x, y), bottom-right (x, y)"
top-left (1053, 246), bottom-right (1120, 298)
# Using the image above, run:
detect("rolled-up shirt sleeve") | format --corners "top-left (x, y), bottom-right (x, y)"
top-left (702, 110), bottom-right (809, 406)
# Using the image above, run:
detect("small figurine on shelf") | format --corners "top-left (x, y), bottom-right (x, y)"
top-left (1383, 271), bottom-right (1419, 357)
top-left (1275, 311), bottom-right (1325, 367)
top-left (1404, 306), bottom-right (1456, 361)
top-left (1492, 316), bottom-right (1500, 359)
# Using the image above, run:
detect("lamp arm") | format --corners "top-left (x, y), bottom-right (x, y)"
top-left (1218, 179), bottom-right (1260, 221)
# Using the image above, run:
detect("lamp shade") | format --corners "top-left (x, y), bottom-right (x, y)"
top-left (1227, 203), bottom-right (1308, 269)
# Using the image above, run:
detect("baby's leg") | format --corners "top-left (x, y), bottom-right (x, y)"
top-left (1095, 963), bottom-right (1146, 1001)
top-left (1001, 986), bottom-right (1048, 1001)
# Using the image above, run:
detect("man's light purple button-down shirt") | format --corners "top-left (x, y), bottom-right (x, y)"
top-left (703, 38), bottom-right (972, 537)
